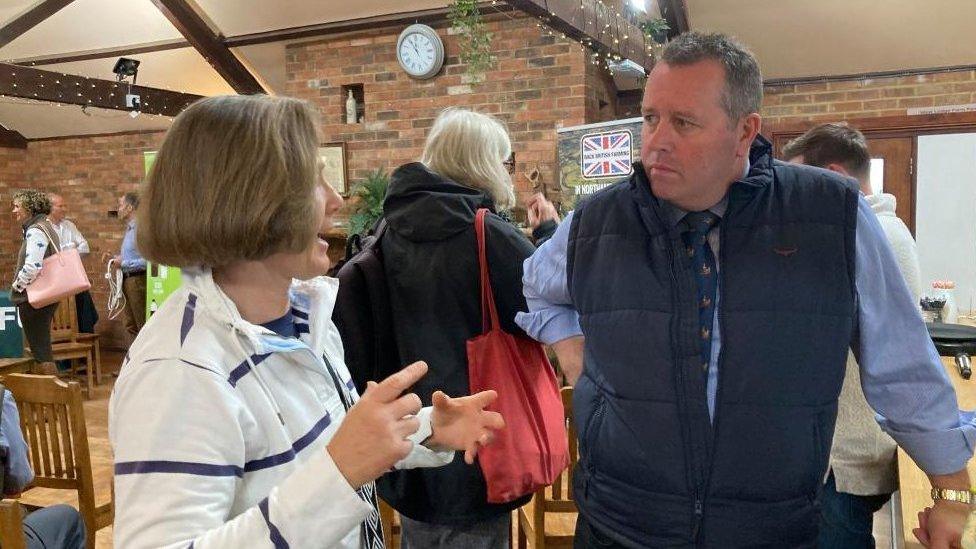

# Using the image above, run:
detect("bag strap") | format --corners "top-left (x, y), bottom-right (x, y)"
top-left (32, 222), bottom-right (62, 257)
top-left (475, 209), bottom-right (501, 333)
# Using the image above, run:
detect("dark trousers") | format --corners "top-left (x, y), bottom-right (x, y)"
top-left (400, 514), bottom-right (510, 549)
top-left (17, 301), bottom-right (59, 363)
top-left (23, 504), bottom-right (86, 549)
top-left (121, 273), bottom-right (146, 341)
top-left (817, 472), bottom-right (890, 549)
top-left (574, 514), bottom-right (628, 549)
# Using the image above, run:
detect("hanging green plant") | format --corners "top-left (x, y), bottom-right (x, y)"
top-left (449, 0), bottom-right (493, 81)
top-left (639, 18), bottom-right (670, 45)
top-left (347, 168), bottom-right (389, 237)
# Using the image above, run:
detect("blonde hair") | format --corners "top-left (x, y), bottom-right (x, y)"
top-left (138, 95), bottom-right (321, 268)
top-left (13, 189), bottom-right (52, 217)
top-left (421, 108), bottom-right (515, 210)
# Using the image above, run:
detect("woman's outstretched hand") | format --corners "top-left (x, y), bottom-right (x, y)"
top-left (429, 390), bottom-right (505, 464)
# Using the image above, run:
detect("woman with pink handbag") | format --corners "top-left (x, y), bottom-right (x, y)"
top-left (10, 189), bottom-right (61, 375)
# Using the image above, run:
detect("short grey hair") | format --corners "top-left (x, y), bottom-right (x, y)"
top-left (421, 108), bottom-right (515, 210)
top-left (661, 32), bottom-right (763, 121)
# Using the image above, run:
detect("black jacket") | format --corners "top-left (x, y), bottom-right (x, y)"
top-left (377, 162), bottom-right (545, 524)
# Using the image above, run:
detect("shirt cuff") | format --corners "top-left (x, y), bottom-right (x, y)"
top-left (515, 309), bottom-right (583, 346)
top-left (396, 407), bottom-right (454, 469)
top-left (884, 410), bottom-right (976, 475)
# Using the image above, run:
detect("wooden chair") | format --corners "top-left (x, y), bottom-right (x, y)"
top-left (3, 374), bottom-right (113, 548)
top-left (379, 498), bottom-right (401, 549)
top-left (25, 297), bottom-right (97, 397)
top-left (516, 386), bottom-right (579, 549)
top-left (0, 499), bottom-right (28, 549)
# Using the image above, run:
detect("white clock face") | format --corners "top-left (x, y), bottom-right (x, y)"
top-left (399, 32), bottom-right (437, 76)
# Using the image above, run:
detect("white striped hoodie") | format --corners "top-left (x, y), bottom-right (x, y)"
top-left (110, 268), bottom-right (452, 549)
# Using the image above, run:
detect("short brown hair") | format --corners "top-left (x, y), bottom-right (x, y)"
top-left (661, 32), bottom-right (763, 121)
top-left (782, 123), bottom-right (870, 180)
top-left (13, 189), bottom-right (52, 217)
top-left (138, 95), bottom-right (321, 268)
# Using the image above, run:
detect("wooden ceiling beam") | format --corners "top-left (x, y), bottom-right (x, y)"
top-left (0, 61), bottom-right (203, 117)
top-left (0, 0), bottom-right (77, 49)
top-left (0, 123), bottom-right (28, 149)
top-left (657, 0), bottom-right (689, 40)
top-left (149, 0), bottom-right (265, 95)
top-left (8, 39), bottom-right (191, 67)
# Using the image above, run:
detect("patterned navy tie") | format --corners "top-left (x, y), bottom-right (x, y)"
top-left (681, 211), bottom-right (720, 373)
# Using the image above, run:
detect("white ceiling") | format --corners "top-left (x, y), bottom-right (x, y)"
top-left (687, 0), bottom-right (976, 80)
top-left (1, 0), bottom-right (976, 139)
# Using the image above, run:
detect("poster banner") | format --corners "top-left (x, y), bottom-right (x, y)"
top-left (143, 151), bottom-right (182, 320)
top-left (0, 292), bottom-right (24, 358)
top-left (557, 117), bottom-right (643, 196)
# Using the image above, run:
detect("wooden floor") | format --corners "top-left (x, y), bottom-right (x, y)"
top-left (10, 350), bottom-right (901, 549)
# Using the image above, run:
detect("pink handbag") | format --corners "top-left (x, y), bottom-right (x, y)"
top-left (25, 224), bottom-right (92, 308)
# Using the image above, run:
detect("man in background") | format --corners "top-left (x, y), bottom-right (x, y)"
top-left (47, 193), bottom-right (98, 334)
top-left (784, 123), bottom-right (923, 548)
top-left (104, 192), bottom-right (146, 342)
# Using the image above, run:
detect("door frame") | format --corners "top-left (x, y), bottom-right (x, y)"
top-left (765, 110), bottom-right (976, 234)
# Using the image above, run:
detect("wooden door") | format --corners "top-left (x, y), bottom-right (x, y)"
top-left (864, 137), bottom-right (915, 234)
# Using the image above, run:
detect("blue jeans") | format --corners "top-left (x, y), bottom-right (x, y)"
top-left (23, 504), bottom-right (86, 549)
top-left (818, 472), bottom-right (891, 549)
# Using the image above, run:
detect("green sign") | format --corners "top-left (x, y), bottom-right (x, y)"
top-left (147, 264), bottom-right (182, 320)
top-left (143, 151), bottom-right (182, 319)
top-left (0, 292), bottom-right (24, 358)
top-left (557, 117), bottom-right (643, 196)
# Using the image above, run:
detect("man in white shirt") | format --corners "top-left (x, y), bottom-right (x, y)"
top-left (46, 193), bottom-right (98, 334)
top-left (47, 194), bottom-right (89, 254)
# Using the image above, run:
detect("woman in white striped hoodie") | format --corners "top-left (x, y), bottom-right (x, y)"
top-left (110, 94), bottom-right (504, 549)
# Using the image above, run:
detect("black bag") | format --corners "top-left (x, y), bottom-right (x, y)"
top-left (332, 219), bottom-right (401, 393)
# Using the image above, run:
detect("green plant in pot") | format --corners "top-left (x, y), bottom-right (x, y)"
top-left (347, 168), bottom-right (389, 237)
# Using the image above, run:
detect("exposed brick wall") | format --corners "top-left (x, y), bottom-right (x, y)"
top-left (0, 148), bottom-right (28, 263)
top-left (285, 13), bottom-right (616, 205)
top-left (0, 10), bottom-right (629, 351)
top-left (0, 133), bottom-right (163, 349)
top-left (762, 69), bottom-right (976, 126)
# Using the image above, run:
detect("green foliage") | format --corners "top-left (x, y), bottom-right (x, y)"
top-left (639, 18), bottom-right (670, 43)
top-left (347, 169), bottom-right (389, 237)
top-left (449, 0), bottom-right (493, 81)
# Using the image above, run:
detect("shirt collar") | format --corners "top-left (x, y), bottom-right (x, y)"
top-left (661, 158), bottom-right (748, 227)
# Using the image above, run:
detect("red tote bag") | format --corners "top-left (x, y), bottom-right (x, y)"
top-left (467, 208), bottom-right (569, 503)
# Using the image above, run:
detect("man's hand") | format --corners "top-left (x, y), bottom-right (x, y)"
top-left (327, 361), bottom-right (427, 489)
top-left (525, 193), bottom-right (560, 229)
top-left (552, 336), bottom-right (584, 385)
top-left (429, 390), bottom-right (504, 464)
top-left (914, 501), bottom-right (969, 548)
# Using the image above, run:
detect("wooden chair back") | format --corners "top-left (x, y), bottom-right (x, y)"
top-left (543, 387), bottom-right (578, 510)
top-left (0, 499), bottom-right (28, 549)
top-left (2, 374), bottom-right (110, 548)
top-left (49, 297), bottom-right (78, 343)
top-left (516, 386), bottom-right (580, 548)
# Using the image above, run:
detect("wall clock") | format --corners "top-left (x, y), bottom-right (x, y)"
top-left (396, 24), bottom-right (445, 80)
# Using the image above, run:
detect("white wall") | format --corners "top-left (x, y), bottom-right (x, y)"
top-left (916, 133), bottom-right (976, 315)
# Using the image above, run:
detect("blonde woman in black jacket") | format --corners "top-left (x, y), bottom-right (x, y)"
top-left (378, 108), bottom-right (558, 549)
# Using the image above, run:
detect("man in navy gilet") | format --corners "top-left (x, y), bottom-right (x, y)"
top-left (516, 32), bottom-right (974, 548)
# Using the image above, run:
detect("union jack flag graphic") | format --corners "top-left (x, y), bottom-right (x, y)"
top-left (580, 130), bottom-right (633, 179)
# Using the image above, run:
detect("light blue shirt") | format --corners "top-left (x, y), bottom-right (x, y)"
top-left (515, 195), bottom-right (976, 476)
top-left (1, 390), bottom-right (34, 494)
top-left (121, 219), bottom-right (146, 272)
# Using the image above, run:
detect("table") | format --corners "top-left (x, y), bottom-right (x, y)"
top-left (897, 352), bottom-right (976, 547)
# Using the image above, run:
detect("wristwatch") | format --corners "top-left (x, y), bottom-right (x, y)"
top-left (931, 487), bottom-right (975, 504)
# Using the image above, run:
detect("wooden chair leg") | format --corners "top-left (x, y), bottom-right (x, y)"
top-left (84, 351), bottom-right (94, 399)
top-left (93, 341), bottom-right (102, 385)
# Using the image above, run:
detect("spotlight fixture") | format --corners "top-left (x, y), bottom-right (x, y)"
top-left (112, 58), bottom-right (140, 82)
